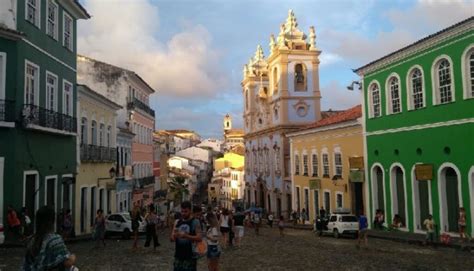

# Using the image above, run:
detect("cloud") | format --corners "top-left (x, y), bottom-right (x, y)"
top-left (321, 0), bottom-right (473, 65)
top-left (78, 0), bottom-right (227, 98)
top-left (320, 81), bottom-right (360, 111)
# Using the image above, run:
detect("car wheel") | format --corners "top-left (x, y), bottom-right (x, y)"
top-left (333, 229), bottom-right (340, 239)
top-left (123, 229), bottom-right (131, 240)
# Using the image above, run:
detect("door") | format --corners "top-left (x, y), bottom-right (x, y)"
top-left (313, 190), bottom-right (319, 218)
top-left (25, 174), bottom-right (37, 224)
top-left (328, 215), bottom-right (337, 232)
top-left (445, 168), bottom-right (459, 232)
top-left (46, 178), bottom-right (56, 208)
top-left (324, 192), bottom-right (330, 214)
top-left (296, 187), bottom-right (301, 211)
top-left (353, 182), bottom-right (364, 216)
top-left (90, 187), bottom-right (96, 227)
top-left (418, 181), bottom-right (430, 230)
top-left (395, 167), bottom-right (406, 226)
top-left (375, 167), bottom-right (384, 211)
top-left (277, 198), bottom-right (282, 217)
top-left (80, 187), bottom-right (87, 233)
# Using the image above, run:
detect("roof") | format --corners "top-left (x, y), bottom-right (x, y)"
top-left (77, 84), bottom-right (122, 110)
top-left (77, 55), bottom-right (155, 94)
top-left (0, 24), bottom-right (25, 40)
top-left (302, 105), bottom-right (362, 130)
top-left (354, 16), bottom-right (474, 74)
top-left (166, 129), bottom-right (195, 134)
top-left (321, 110), bottom-right (344, 119)
top-left (73, 0), bottom-right (91, 19)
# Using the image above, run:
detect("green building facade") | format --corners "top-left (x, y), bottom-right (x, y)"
top-left (356, 17), bottom-right (474, 236)
top-left (0, 0), bottom-right (89, 227)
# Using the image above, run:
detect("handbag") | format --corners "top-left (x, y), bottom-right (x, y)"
top-left (192, 239), bottom-right (208, 258)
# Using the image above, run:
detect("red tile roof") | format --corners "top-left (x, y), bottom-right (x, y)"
top-left (304, 105), bottom-right (362, 130)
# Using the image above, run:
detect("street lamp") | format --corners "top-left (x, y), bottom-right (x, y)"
top-left (347, 81), bottom-right (361, 91)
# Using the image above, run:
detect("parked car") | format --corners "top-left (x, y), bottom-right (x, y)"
top-left (0, 223), bottom-right (4, 245)
top-left (316, 210), bottom-right (359, 238)
top-left (105, 213), bottom-right (145, 239)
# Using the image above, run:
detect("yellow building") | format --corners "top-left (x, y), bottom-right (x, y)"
top-left (75, 85), bottom-right (121, 235)
top-left (211, 152), bottom-right (245, 208)
top-left (287, 105), bottom-right (364, 222)
top-left (214, 152), bottom-right (244, 171)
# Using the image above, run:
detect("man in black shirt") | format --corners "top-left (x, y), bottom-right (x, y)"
top-left (233, 207), bottom-right (246, 247)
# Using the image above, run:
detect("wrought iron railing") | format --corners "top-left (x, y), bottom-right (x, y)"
top-left (0, 99), bottom-right (15, 122)
top-left (127, 97), bottom-right (155, 117)
top-left (80, 144), bottom-right (116, 162)
top-left (134, 176), bottom-right (155, 188)
top-left (22, 104), bottom-right (76, 133)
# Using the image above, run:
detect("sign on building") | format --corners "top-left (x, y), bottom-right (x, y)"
top-left (415, 164), bottom-right (433, 181)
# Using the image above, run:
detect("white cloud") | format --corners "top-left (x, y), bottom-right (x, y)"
top-left (320, 81), bottom-right (360, 110)
top-left (319, 52), bottom-right (342, 67)
top-left (78, 0), bottom-right (227, 98)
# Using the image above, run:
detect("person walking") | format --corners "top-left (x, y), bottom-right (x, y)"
top-left (291, 210), bottom-right (298, 226)
top-left (7, 205), bottom-right (21, 241)
top-left (144, 205), bottom-right (160, 250)
top-left (319, 207), bottom-right (326, 219)
top-left (278, 216), bottom-right (285, 237)
top-left (458, 207), bottom-right (470, 242)
top-left (93, 209), bottom-right (106, 248)
top-left (130, 203), bottom-right (142, 249)
top-left (301, 208), bottom-right (307, 225)
top-left (267, 213), bottom-right (274, 228)
top-left (232, 207), bottom-right (245, 247)
top-left (170, 201), bottom-right (202, 271)
top-left (62, 209), bottom-right (73, 241)
top-left (253, 209), bottom-right (261, 235)
top-left (218, 209), bottom-right (230, 248)
top-left (20, 207), bottom-right (32, 240)
top-left (357, 210), bottom-right (368, 249)
top-left (206, 214), bottom-right (221, 271)
top-left (423, 214), bottom-right (436, 245)
top-left (22, 206), bottom-right (77, 270)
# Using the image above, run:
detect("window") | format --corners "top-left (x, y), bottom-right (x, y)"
top-left (91, 120), bottom-right (97, 145)
top-left (99, 123), bottom-right (105, 146)
top-left (464, 48), bottom-right (474, 99)
top-left (46, 72), bottom-right (57, 111)
top-left (336, 193), bottom-right (343, 209)
top-left (388, 76), bottom-right (401, 114)
top-left (409, 68), bottom-right (424, 109)
top-left (274, 147), bottom-right (281, 171)
top-left (26, 0), bottom-right (40, 27)
top-left (334, 153), bottom-right (342, 177)
top-left (46, 0), bottom-right (58, 39)
top-left (435, 58), bottom-right (453, 104)
top-left (0, 53), bottom-right (5, 100)
top-left (303, 154), bottom-right (308, 176)
top-left (62, 81), bottom-right (73, 115)
top-left (25, 62), bottom-right (39, 105)
top-left (80, 117), bottom-right (88, 145)
top-left (294, 64), bottom-right (306, 91)
top-left (370, 83), bottom-right (381, 117)
top-left (322, 153), bottom-right (329, 177)
top-left (63, 13), bottom-right (73, 51)
top-left (311, 154), bottom-right (318, 177)
top-left (294, 154), bottom-right (300, 175)
top-left (107, 126), bottom-right (112, 147)
top-left (469, 51), bottom-right (474, 98)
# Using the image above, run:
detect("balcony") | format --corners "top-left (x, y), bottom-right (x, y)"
top-left (134, 176), bottom-right (155, 188)
top-left (127, 97), bottom-right (155, 117)
top-left (0, 99), bottom-right (15, 125)
top-left (22, 104), bottom-right (76, 134)
top-left (80, 144), bottom-right (116, 162)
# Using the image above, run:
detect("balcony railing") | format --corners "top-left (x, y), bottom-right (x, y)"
top-left (80, 144), bottom-right (116, 162)
top-left (0, 99), bottom-right (15, 122)
top-left (127, 97), bottom-right (155, 117)
top-left (134, 176), bottom-right (155, 188)
top-left (22, 104), bottom-right (76, 133)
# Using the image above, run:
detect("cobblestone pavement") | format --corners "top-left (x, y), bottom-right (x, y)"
top-left (1, 227), bottom-right (474, 271)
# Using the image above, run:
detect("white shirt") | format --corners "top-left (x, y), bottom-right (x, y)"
top-left (220, 215), bottom-right (229, 228)
top-left (207, 227), bottom-right (220, 245)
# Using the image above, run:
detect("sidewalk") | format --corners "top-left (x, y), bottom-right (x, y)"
top-left (285, 223), bottom-right (473, 250)
top-left (0, 233), bottom-right (93, 248)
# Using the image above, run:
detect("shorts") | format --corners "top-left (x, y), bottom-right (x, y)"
top-left (207, 245), bottom-right (221, 259)
top-left (220, 227), bottom-right (230, 233)
top-left (234, 226), bottom-right (244, 238)
top-left (359, 229), bottom-right (368, 238)
top-left (425, 232), bottom-right (435, 242)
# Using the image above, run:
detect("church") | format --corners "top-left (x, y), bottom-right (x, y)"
top-left (242, 10), bottom-right (322, 218)
top-left (223, 114), bottom-right (245, 153)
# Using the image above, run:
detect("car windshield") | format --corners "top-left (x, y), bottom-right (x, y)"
top-left (341, 216), bottom-right (358, 222)
top-left (122, 214), bottom-right (131, 221)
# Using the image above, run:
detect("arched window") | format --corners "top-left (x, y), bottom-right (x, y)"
top-left (107, 126), bottom-right (112, 147)
top-left (370, 83), bottom-right (381, 118)
top-left (294, 154), bottom-right (300, 175)
top-left (99, 123), bottom-right (105, 146)
top-left (91, 120), bottom-right (97, 145)
top-left (388, 76), bottom-right (401, 114)
top-left (409, 68), bottom-right (424, 110)
top-left (469, 51), bottom-right (474, 98)
top-left (80, 117), bottom-right (88, 145)
top-left (294, 64), bottom-right (307, 91)
top-left (462, 46), bottom-right (474, 99)
top-left (434, 58), bottom-right (453, 104)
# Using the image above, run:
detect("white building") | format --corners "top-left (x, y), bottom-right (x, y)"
top-left (197, 138), bottom-right (223, 153)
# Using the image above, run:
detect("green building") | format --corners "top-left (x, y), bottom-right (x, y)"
top-left (0, 0), bottom-right (89, 227)
top-left (355, 17), bottom-right (474, 236)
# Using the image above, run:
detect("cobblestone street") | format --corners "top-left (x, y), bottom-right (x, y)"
top-left (1, 227), bottom-right (474, 271)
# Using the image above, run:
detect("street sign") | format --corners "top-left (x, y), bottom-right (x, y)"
top-left (349, 156), bottom-right (364, 170)
top-left (415, 164), bottom-right (433, 181)
top-left (349, 170), bottom-right (364, 183)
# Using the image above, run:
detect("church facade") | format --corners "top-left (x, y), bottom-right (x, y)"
top-left (242, 10), bottom-right (322, 218)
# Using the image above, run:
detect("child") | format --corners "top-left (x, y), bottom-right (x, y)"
top-left (278, 216), bottom-right (285, 237)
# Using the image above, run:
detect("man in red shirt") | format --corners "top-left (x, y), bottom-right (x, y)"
top-left (7, 205), bottom-right (21, 240)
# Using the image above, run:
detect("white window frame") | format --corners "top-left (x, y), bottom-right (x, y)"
top-left (333, 150), bottom-right (343, 177)
top-left (45, 71), bottom-right (58, 111)
top-left (323, 189), bottom-right (331, 213)
top-left (62, 80), bottom-right (73, 116)
top-left (99, 123), bottom-right (105, 146)
top-left (44, 175), bottom-right (58, 209)
top-left (335, 191), bottom-right (344, 209)
top-left (311, 151), bottom-right (318, 177)
top-left (0, 52), bottom-right (6, 100)
top-left (294, 153), bottom-right (300, 175)
top-left (461, 45), bottom-right (474, 100)
top-left (322, 150), bottom-right (330, 177)
top-left (46, 0), bottom-right (58, 39)
top-left (80, 117), bottom-right (88, 145)
top-left (431, 55), bottom-right (455, 105)
top-left (385, 73), bottom-right (402, 115)
top-left (107, 125), bottom-right (112, 147)
top-left (91, 119), bottom-right (97, 145)
top-left (302, 153), bottom-right (308, 176)
top-left (406, 65), bottom-right (426, 110)
top-left (62, 12), bottom-right (74, 51)
top-left (25, 0), bottom-right (41, 28)
top-left (23, 170), bottom-right (40, 214)
top-left (24, 60), bottom-right (40, 105)
top-left (389, 163), bottom-right (409, 232)
top-left (367, 80), bottom-right (381, 118)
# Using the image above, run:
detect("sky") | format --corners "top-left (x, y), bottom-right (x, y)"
top-left (77, 0), bottom-right (474, 139)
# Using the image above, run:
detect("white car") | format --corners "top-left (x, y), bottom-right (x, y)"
top-left (105, 213), bottom-right (145, 239)
top-left (326, 213), bottom-right (359, 238)
top-left (0, 223), bottom-right (5, 245)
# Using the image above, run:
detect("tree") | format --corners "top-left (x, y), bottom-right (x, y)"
top-left (168, 176), bottom-right (189, 204)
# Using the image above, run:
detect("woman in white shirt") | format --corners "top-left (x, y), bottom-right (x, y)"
top-left (219, 209), bottom-right (231, 248)
top-left (207, 214), bottom-right (221, 271)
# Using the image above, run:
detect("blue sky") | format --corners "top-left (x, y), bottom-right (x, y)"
top-left (77, 0), bottom-right (473, 138)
